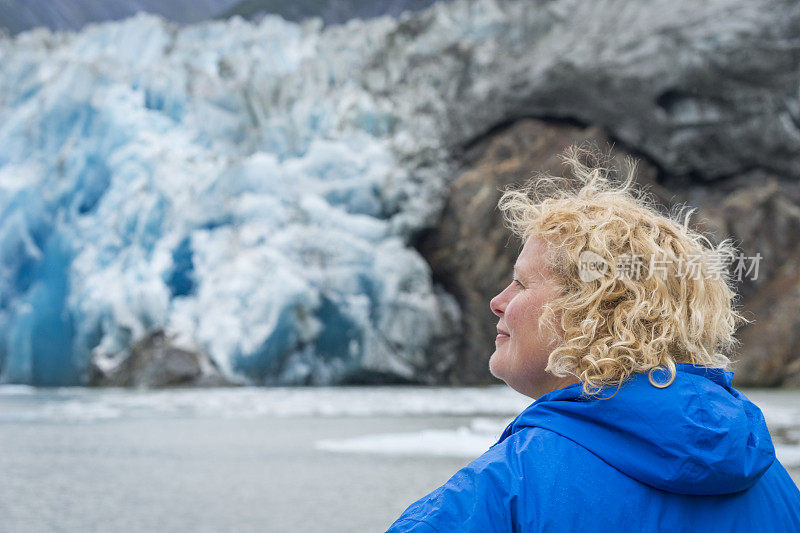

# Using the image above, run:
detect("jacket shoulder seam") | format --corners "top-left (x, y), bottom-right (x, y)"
top-left (510, 425), bottom-right (651, 486)
top-left (391, 517), bottom-right (442, 532)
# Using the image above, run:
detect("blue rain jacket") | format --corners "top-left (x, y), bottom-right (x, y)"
top-left (387, 363), bottom-right (800, 532)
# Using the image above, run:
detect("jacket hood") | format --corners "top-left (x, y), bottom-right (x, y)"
top-left (494, 363), bottom-right (776, 495)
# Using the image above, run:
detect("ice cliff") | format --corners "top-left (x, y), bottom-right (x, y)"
top-left (0, 10), bottom-right (466, 385)
top-left (1, 0), bottom-right (798, 386)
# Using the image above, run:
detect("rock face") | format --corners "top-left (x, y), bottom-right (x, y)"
top-left (89, 329), bottom-right (238, 388)
top-left (673, 174), bottom-right (800, 386)
top-left (422, 117), bottom-right (800, 386)
top-left (399, 0), bottom-right (800, 387)
top-left (369, 0), bottom-right (800, 185)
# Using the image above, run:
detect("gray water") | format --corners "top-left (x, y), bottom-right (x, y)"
top-left (1, 415), bottom-right (471, 532)
top-left (1, 386), bottom-right (798, 533)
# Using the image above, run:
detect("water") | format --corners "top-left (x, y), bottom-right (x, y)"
top-left (1, 386), bottom-right (798, 532)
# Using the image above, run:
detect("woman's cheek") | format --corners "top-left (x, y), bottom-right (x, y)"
top-left (504, 299), bottom-right (522, 335)
top-left (504, 302), bottom-right (517, 337)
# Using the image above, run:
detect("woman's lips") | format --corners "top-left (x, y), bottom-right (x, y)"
top-left (496, 333), bottom-right (510, 341)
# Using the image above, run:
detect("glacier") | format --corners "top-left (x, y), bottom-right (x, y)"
top-left (0, 11), bottom-right (465, 385)
top-left (3, 0), bottom-right (793, 386)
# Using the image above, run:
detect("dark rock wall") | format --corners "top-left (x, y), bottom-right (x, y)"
top-left (419, 116), bottom-right (800, 386)
top-left (399, 0), bottom-right (800, 387)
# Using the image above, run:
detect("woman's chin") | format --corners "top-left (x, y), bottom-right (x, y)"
top-left (488, 351), bottom-right (506, 381)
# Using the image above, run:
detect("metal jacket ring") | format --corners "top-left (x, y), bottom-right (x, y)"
top-left (648, 365), bottom-right (675, 388)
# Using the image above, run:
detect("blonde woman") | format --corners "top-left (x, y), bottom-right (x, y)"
top-left (387, 146), bottom-right (800, 532)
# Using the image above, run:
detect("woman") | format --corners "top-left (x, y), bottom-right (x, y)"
top-left (387, 146), bottom-right (800, 532)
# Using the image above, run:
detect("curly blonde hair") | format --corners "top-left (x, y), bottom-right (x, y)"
top-left (497, 144), bottom-right (751, 396)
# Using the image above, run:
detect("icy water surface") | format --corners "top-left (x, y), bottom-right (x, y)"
top-left (1, 385), bottom-right (798, 532)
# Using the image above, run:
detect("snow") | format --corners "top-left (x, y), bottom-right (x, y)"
top-left (316, 417), bottom-right (511, 458)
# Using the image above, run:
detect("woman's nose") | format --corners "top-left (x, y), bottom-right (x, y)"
top-left (490, 290), bottom-right (506, 318)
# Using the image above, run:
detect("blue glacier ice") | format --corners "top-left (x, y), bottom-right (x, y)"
top-left (1, 0), bottom-right (786, 386)
top-left (0, 12), bottom-right (464, 385)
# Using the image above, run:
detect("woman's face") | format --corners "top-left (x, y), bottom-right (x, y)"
top-left (489, 236), bottom-right (575, 399)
